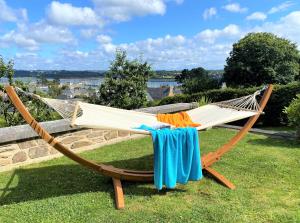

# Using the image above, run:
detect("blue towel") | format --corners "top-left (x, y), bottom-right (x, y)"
top-left (138, 125), bottom-right (203, 190)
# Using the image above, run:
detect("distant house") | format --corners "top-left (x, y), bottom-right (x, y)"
top-left (57, 89), bottom-right (73, 99)
top-left (147, 86), bottom-right (182, 101)
top-left (57, 87), bottom-right (93, 99)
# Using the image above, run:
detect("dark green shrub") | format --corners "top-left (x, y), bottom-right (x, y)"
top-left (263, 82), bottom-right (300, 125)
top-left (284, 94), bottom-right (300, 138)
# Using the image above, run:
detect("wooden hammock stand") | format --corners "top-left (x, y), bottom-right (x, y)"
top-left (5, 85), bottom-right (273, 210)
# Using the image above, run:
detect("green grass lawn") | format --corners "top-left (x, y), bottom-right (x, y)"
top-left (0, 128), bottom-right (299, 223)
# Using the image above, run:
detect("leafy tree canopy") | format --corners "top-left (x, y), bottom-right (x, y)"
top-left (224, 32), bottom-right (300, 87)
top-left (175, 67), bottom-right (221, 94)
top-left (96, 50), bottom-right (154, 109)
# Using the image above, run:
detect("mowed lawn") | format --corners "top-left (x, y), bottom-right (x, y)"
top-left (0, 128), bottom-right (299, 223)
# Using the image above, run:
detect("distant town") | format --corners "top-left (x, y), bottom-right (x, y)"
top-left (2, 69), bottom-right (224, 102)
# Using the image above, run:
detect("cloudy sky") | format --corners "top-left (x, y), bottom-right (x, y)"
top-left (0, 0), bottom-right (300, 70)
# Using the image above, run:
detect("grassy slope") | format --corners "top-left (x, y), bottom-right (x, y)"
top-left (0, 129), bottom-right (299, 223)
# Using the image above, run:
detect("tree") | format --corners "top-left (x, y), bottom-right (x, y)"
top-left (224, 32), bottom-right (300, 87)
top-left (0, 56), bottom-right (60, 127)
top-left (0, 56), bottom-right (14, 85)
top-left (175, 67), bottom-right (221, 94)
top-left (96, 50), bottom-right (154, 109)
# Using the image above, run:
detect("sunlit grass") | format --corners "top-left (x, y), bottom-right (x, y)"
top-left (0, 128), bottom-right (299, 223)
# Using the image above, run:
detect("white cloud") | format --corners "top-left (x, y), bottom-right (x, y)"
top-left (196, 24), bottom-right (241, 44)
top-left (223, 3), bottom-right (248, 13)
top-left (29, 22), bottom-right (75, 44)
top-left (61, 50), bottom-right (89, 59)
top-left (1, 30), bottom-right (39, 51)
top-left (0, 0), bottom-right (27, 22)
top-left (203, 7), bottom-right (217, 20)
top-left (0, 21), bottom-right (76, 50)
top-left (15, 52), bottom-right (38, 58)
top-left (12, 11), bottom-right (300, 70)
top-left (246, 12), bottom-right (267, 21)
top-left (92, 0), bottom-right (166, 22)
top-left (96, 34), bottom-right (112, 44)
top-left (253, 11), bottom-right (300, 45)
top-left (268, 1), bottom-right (294, 14)
top-left (80, 29), bottom-right (98, 38)
top-left (47, 1), bottom-right (102, 26)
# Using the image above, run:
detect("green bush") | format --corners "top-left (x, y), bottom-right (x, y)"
top-left (198, 96), bottom-right (212, 107)
top-left (159, 82), bottom-right (300, 126)
top-left (285, 94), bottom-right (300, 138)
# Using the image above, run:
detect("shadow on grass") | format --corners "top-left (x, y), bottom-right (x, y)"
top-left (0, 155), bottom-right (186, 206)
top-left (247, 137), bottom-right (300, 149)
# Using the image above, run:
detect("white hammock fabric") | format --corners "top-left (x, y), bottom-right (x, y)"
top-left (73, 102), bottom-right (259, 134)
top-left (16, 87), bottom-right (264, 135)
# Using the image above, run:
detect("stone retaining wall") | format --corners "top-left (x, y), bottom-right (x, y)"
top-left (0, 128), bottom-right (138, 172)
top-left (0, 103), bottom-right (198, 172)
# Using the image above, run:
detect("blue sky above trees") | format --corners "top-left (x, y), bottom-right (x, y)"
top-left (0, 0), bottom-right (299, 70)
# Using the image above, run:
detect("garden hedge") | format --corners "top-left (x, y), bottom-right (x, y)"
top-left (159, 82), bottom-right (300, 126)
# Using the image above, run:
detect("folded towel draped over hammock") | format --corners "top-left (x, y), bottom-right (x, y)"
top-left (157, 112), bottom-right (201, 128)
top-left (138, 125), bottom-right (203, 190)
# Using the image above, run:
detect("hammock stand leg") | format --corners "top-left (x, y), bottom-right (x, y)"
top-left (112, 178), bottom-right (125, 209)
top-left (4, 85), bottom-right (273, 209)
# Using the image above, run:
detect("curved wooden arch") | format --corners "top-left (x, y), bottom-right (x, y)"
top-left (4, 84), bottom-right (273, 209)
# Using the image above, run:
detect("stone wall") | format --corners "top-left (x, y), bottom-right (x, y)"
top-left (0, 128), bottom-right (137, 172)
top-left (0, 103), bottom-right (198, 172)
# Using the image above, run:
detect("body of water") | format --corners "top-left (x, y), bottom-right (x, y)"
top-left (0, 77), bottom-right (179, 88)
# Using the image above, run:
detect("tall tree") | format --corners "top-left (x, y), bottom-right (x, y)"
top-left (224, 32), bottom-right (300, 87)
top-left (175, 67), bottom-right (220, 94)
top-left (96, 50), bottom-right (154, 109)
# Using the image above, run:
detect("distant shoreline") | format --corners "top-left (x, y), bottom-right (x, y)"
top-left (11, 76), bottom-right (176, 81)
top-left (12, 69), bottom-right (223, 79)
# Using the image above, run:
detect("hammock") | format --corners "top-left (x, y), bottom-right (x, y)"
top-left (5, 85), bottom-right (273, 210)
top-left (16, 87), bottom-right (264, 134)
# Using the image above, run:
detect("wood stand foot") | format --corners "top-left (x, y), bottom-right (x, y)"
top-left (204, 167), bottom-right (236, 190)
top-left (112, 178), bottom-right (125, 209)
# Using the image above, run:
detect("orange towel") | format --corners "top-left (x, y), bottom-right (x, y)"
top-left (157, 112), bottom-right (201, 128)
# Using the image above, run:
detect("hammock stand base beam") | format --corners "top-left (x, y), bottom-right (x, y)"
top-left (204, 167), bottom-right (236, 190)
top-left (4, 85), bottom-right (273, 210)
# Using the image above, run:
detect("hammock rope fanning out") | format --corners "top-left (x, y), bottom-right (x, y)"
top-left (15, 86), bottom-right (266, 134)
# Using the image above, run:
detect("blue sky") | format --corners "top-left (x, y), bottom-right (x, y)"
top-left (0, 0), bottom-right (299, 70)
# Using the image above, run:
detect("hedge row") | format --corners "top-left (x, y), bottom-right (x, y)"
top-left (159, 82), bottom-right (300, 126)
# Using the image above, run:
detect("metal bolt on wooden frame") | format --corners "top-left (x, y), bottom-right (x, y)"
top-left (4, 85), bottom-right (273, 210)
